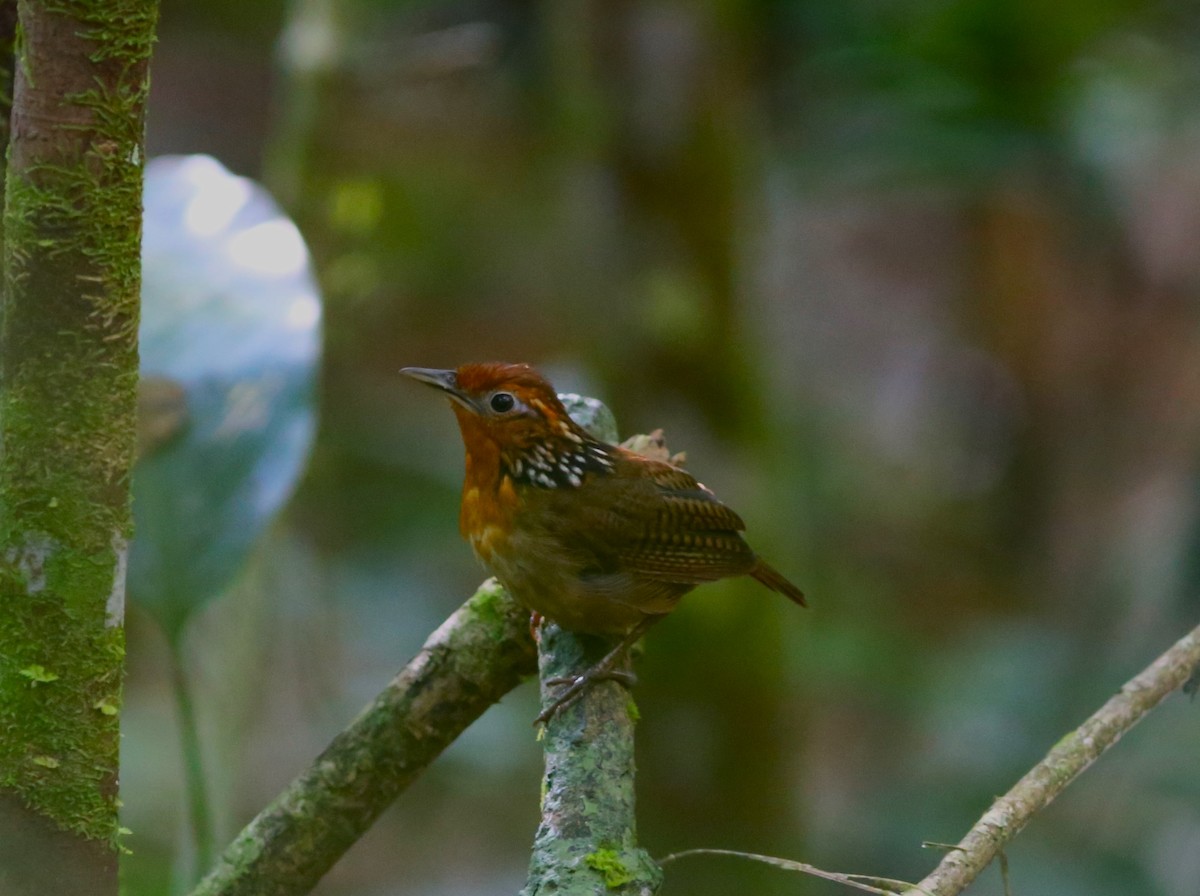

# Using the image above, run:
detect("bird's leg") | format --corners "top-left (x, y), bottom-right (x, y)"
top-left (535, 617), bottom-right (657, 726)
top-left (529, 612), bottom-right (544, 644)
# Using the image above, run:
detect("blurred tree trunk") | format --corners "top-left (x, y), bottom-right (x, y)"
top-left (0, 1), bottom-right (158, 893)
top-left (542, 0), bottom-right (765, 435)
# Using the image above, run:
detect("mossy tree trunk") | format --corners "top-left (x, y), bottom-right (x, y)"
top-left (0, 1), bottom-right (158, 893)
top-left (0, 0), bottom-right (17, 243)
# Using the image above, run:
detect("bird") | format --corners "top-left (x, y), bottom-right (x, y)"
top-left (402, 361), bottom-right (805, 721)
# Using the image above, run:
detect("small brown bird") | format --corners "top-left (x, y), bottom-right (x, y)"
top-left (403, 362), bottom-right (805, 719)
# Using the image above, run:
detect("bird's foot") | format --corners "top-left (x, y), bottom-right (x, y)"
top-left (544, 669), bottom-right (637, 689)
top-left (534, 619), bottom-right (655, 726)
top-left (535, 665), bottom-right (637, 726)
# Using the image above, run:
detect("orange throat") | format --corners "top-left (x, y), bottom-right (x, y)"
top-left (453, 406), bottom-right (518, 562)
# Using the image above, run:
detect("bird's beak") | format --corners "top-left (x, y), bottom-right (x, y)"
top-left (400, 367), bottom-right (474, 411)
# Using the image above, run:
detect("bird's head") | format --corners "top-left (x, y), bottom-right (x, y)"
top-left (401, 362), bottom-right (586, 454)
top-left (403, 362), bottom-right (616, 489)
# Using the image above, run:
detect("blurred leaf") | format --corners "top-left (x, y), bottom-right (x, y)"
top-left (130, 155), bottom-right (322, 640)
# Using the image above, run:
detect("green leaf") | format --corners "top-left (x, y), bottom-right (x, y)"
top-left (94, 698), bottom-right (119, 716)
top-left (18, 665), bottom-right (58, 684)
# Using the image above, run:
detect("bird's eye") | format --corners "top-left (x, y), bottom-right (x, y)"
top-left (489, 392), bottom-right (516, 413)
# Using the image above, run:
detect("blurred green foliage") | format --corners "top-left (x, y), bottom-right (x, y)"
top-left (125, 1), bottom-right (1200, 894)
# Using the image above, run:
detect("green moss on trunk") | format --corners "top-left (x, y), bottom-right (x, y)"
top-left (0, 0), bottom-right (158, 869)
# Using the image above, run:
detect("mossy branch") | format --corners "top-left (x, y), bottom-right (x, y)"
top-left (903, 621), bottom-right (1200, 896)
top-left (188, 579), bottom-right (537, 896)
top-left (521, 624), bottom-right (662, 896)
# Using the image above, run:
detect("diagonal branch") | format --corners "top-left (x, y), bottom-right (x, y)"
top-left (904, 621), bottom-right (1200, 896)
top-left (189, 579), bottom-right (536, 896)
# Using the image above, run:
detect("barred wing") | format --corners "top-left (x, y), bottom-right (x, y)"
top-left (598, 456), bottom-right (757, 583)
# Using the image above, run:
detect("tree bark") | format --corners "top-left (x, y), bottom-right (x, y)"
top-left (0, 1), bottom-right (158, 893)
top-left (522, 623), bottom-right (662, 896)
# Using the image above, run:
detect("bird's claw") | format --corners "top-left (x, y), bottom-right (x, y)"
top-left (532, 617), bottom-right (657, 726)
top-left (543, 668), bottom-right (638, 690)
top-left (534, 668), bottom-right (638, 726)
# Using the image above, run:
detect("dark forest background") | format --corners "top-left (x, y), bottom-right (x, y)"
top-left (123, 2), bottom-right (1200, 894)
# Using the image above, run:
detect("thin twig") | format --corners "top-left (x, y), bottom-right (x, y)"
top-left (904, 622), bottom-right (1200, 896)
top-left (657, 848), bottom-right (926, 895)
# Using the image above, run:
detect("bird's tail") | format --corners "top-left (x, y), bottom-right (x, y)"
top-left (750, 559), bottom-right (807, 607)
